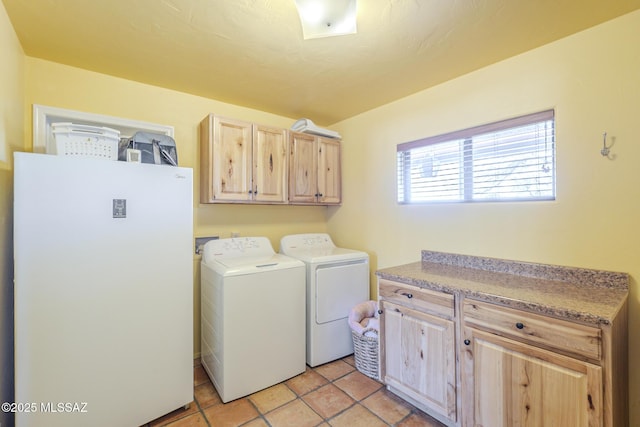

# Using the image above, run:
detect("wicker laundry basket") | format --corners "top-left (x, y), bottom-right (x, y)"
top-left (349, 300), bottom-right (379, 380)
top-left (351, 329), bottom-right (379, 380)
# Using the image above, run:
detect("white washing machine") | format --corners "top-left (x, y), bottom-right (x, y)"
top-left (280, 233), bottom-right (369, 367)
top-left (200, 237), bottom-right (306, 402)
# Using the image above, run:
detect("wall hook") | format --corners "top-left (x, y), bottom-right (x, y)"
top-left (600, 132), bottom-right (614, 158)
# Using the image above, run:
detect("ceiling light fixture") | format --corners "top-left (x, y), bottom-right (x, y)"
top-left (295, 0), bottom-right (357, 40)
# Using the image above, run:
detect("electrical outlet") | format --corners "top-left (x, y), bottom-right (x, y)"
top-left (195, 236), bottom-right (219, 255)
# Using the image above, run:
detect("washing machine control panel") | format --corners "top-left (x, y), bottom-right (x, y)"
top-left (281, 233), bottom-right (336, 250)
top-left (302, 235), bottom-right (333, 247)
top-left (204, 237), bottom-right (275, 258)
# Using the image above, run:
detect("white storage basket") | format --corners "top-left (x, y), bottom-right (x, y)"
top-left (349, 300), bottom-right (380, 380)
top-left (351, 329), bottom-right (379, 380)
top-left (50, 122), bottom-right (120, 160)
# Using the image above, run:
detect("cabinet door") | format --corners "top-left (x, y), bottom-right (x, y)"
top-left (381, 301), bottom-right (457, 422)
top-left (461, 327), bottom-right (602, 427)
top-left (317, 137), bottom-right (341, 205)
top-left (200, 114), bottom-right (215, 203)
top-left (212, 116), bottom-right (252, 201)
top-left (253, 125), bottom-right (288, 203)
top-left (289, 132), bottom-right (317, 203)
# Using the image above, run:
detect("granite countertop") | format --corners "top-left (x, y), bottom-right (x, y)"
top-left (376, 251), bottom-right (629, 326)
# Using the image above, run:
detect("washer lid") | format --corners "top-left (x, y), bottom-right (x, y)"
top-left (213, 253), bottom-right (304, 275)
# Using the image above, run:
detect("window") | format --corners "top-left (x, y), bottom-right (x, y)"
top-left (397, 110), bottom-right (555, 203)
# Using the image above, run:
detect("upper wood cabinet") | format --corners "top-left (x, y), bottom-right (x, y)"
top-left (289, 132), bottom-right (341, 205)
top-left (253, 124), bottom-right (289, 203)
top-left (200, 114), bottom-right (288, 204)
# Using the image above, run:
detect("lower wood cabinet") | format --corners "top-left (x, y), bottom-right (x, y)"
top-left (460, 297), bottom-right (627, 427)
top-left (461, 327), bottom-right (602, 426)
top-left (381, 301), bottom-right (457, 421)
top-left (378, 278), bottom-right (628, 427)
top-left (379, 280), bottom-right (457, 425)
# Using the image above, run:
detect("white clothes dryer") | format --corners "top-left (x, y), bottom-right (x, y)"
top-left (280, 233), bottom-right (369, 367)
top-left (200, 237), bottom-right (306, 402)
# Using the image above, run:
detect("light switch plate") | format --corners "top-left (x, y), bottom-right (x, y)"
top-left (113, 199), bottom-right (126, 218)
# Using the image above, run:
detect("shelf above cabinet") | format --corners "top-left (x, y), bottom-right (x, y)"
top-left (33, 104), bottom-right (174, 154)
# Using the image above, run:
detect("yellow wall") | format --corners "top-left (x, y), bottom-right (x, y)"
top-left (330, 10), bottom-right (640, 423)
top-left (23, 58), bottom-right (330, 357)
top-left (0, 1), bottom-right (24, 426)
top-left (8, 6), bottom-right (640, 424)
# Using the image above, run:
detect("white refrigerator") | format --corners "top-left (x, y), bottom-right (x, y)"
top-left (13, 152), bottom-right (194, 427)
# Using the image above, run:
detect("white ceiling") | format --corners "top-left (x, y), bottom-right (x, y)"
top-left (4, 0), bottom-right (640, 125)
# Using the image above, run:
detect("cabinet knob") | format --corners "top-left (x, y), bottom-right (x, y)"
top-left (377, 309), bottom-right (383, 315)
top-left (464, 339), bottom-right (471, 346)
top-left (401, 292), bottom-right (413, 299)
top-left (515, 322), bottom-right (524, 329)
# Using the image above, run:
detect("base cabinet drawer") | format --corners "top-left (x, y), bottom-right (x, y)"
top-left (379, 279), bottom-right (454, 319)
top-left (463, 299), bottom-right (601, 361)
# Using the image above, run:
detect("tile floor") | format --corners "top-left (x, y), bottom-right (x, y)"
top-left (143, 356), bottom-right (446, 427)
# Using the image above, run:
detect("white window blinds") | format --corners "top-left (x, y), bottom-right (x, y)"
top-left (397, 110), bottom-right (555, 203)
